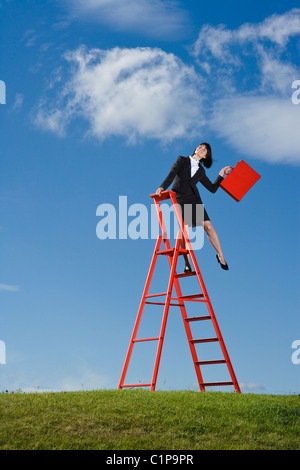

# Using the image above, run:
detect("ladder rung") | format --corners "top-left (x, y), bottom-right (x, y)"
top-left (185, 315), bottom-right (211, 322)
top-left (156, 249), bottom-right (189, 256)
top-left (145, 292), bottom-right (167, 298)
top-left (175, 271), bottom-right (196, 278)
top-left (121, 384), bottom-right (152, 388)
top-left (201, 381), bottom-right (234, 387)
top-left (196, 360), bottom-right (226, 365)
top-left (156, 249), bottom-right (174, 256)
top-left (191, 337), bottom-right (219, 344)
top-left (133, 337), bottom-right (159, 342)
top-left (145, 301), bottom-right (184, 307)
top-left (180, 294), bottom-right (204, 299)
top-left (180, 295), bottom-right (205, 302)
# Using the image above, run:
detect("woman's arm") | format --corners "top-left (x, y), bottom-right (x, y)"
top-left (198, 166), bottom-right (230, 193)
top-left (199, 173), bottom-right (223, 193)
top-left (198, 166), bottom-right (230, 194)
top-left (156, 156), bottom-right (184, 196)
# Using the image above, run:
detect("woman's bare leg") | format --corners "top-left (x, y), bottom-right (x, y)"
top-left (203, 221), bottom-right (226, 265)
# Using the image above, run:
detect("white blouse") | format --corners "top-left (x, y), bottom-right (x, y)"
top-left (189, 155), bottom-right (199, 178)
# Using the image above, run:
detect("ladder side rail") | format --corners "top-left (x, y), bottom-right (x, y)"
top-left (152, 197), bottom-right (172, 251)
top-left (150, 234), bottom-right (182, 391)
top-left (188, 247), bottom-right (241, 393)
top-left (151, 198), bottom-right (204, 391)
top-left (154, 195), bottom-right (206, 391)
top-left (118, 235), bottom-right (162, 389)
top-left (171, 247), bottom-right (206, 390)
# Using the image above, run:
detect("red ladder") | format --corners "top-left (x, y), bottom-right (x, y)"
top-left (118, 190), bottom-right (241, 393)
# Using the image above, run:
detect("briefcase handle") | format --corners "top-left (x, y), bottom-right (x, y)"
top-left (224, 166), bottom-right (233, 176)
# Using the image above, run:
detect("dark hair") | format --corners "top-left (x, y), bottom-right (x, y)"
top-left (192, 142), bottom-right (213, 169)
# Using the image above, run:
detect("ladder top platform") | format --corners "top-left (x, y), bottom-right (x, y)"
top-left (150, 190), bottom-right (175, 201)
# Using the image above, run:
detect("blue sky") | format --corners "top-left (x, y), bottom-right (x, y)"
top-left (0, 0), bottom-right (299, 394)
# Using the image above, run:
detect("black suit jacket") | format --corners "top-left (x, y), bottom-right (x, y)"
top-left (160, 156), bottom-right (223, 200)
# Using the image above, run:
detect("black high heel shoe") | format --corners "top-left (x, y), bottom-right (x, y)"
top-left (216, 254), bottom-right (229, 271)
top-left (184, 266), bottom-right (192, 273)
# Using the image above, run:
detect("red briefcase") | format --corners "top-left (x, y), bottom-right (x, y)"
top-left (220, 160), bottom-right (261, 202)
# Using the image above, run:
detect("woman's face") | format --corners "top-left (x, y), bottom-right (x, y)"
top-left (195, 145), bottom-right (207, 160)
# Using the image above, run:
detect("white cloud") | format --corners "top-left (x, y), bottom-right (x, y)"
top-left (193, 8), bottom-right (300, 91)
top-left (254, 8), bottom-right (300, 45)
top-left (0, 283), bottom-right (20, 292)
top-left (65, 0), bottom-right (189, 38)
top-left (11, 368), bottom-right (111, 393)
top-left (211, 96), bottom-right (300, 164)
top-left (34, 46), bottom-right (204, 143)
top-left (34, 10), bottom-right (300, 165)
top-left (193, 8), bottom-right (300, 60)
top-left (193, 9), bottom-right (300, 165)
top-left (12, 93), bottom-right (24, 111)
top-left (56, 369), bottom-right (111, 392)
top-left (193, 9), bottom-right (300, 96)
top-left (35, 105), bottom-right (67, 137)
top-left (240, 382), bottom-right (265, 392)
top-left (23, 29), bottom-right (40, 48)
top-left (257, 47), bottom-right (299, 95)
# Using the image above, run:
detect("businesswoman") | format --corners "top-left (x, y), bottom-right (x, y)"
top-left (156, 143), bottom-right (231, 271)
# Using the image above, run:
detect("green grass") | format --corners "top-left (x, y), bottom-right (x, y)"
top-left (0, 389), bottom-right (299, 450)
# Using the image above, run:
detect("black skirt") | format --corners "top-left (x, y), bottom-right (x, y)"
top-left (175, 193), bottom-right (210, 227)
